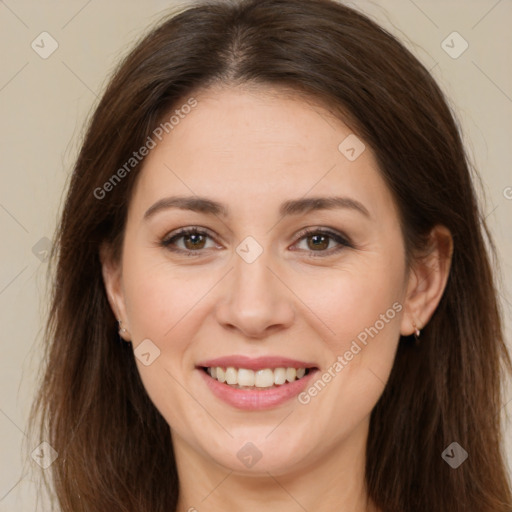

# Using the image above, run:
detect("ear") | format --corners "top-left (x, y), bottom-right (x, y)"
top-left (100, 242), bottom-right (130, 341)
top-left (400, 225), bottom-right (453, 336)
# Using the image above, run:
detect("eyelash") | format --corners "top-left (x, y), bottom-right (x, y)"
top-left (160, 226), bottom-right (352, 257)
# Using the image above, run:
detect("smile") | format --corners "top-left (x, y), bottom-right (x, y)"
top-left (203, 366), bottom-right (311, 389)
top-left (196, 356), bottom-right (319, 410)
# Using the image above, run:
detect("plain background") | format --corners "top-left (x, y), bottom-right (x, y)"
top-left (1, 0), bottom-right (511, 509)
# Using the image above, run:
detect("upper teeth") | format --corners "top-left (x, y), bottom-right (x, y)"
top-left (207, 367), bottom-right (307, 388)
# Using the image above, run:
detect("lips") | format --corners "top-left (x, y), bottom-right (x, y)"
top-left (196, 355), bottom-right (319, 410)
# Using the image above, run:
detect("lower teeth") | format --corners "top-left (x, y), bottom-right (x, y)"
top-left (223, 376), bottom-right (308, 390)
top-left (227, 383), bottom-right (282, 390)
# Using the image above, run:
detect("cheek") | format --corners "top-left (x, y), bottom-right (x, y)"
top-left (306, 251), bottom-right (405, 415)
top-left (294, 259), bottom-right (405, 430)
top-left (121, 248), bottom-right (209, 343)
top-left (296, 255), bottom-right (405, 356)
top-left (119, 251), bottom-right (215, 429)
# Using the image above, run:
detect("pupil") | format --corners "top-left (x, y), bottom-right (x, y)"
top-left (185, 234), bottom-right (204, 250)
top-left (309, 234), bottom-right (328, 250)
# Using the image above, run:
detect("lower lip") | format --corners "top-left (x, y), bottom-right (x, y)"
top-left (198, 368), bottom-right (318, 410)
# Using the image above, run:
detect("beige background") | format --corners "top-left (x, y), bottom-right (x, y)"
top-left (1, 0), bottom-right (511, 509)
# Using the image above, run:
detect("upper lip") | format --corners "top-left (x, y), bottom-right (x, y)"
top-left (197, 355), bottom-right (317, 371)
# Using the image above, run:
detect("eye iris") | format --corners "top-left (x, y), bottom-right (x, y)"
top-left (307, 234), bottom-right (329, 251)
top-left (184, 233), bottom-right (206, 250)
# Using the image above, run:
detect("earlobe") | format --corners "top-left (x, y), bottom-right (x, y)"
top-left (400, 225), bottom-right (453, 337)
top-left (99, 243), bottom-right (130, 340)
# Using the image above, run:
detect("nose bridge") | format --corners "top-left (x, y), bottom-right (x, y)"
top-left (233, 245), bottom-right (275, 300)
top-left (215, 241), bottom-right (295, 337)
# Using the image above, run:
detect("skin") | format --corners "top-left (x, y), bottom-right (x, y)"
top-left (102, 85), bottom-right (452, 511)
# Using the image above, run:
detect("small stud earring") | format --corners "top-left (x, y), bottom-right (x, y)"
top-left (118, 319), bottom-right (128, 335)
top-left (412, 321), bottom-right (421, 342)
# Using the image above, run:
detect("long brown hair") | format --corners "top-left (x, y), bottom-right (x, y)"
top-left (29, 0), bottom-right (512, 510)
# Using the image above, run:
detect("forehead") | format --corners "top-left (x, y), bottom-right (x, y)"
top-left (129, 85), bottom-right (397, 223)
top-left (170, 85), bottom-right (353, 165)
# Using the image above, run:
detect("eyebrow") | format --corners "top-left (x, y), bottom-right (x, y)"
top-left (143, 195), bottom-right (370, 220)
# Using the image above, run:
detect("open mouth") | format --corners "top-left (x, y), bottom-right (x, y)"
top-left (200, 366), bottom-right (315, 390)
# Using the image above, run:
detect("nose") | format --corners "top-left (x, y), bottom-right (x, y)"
top-left (214, 251), bottom-right (295, 339)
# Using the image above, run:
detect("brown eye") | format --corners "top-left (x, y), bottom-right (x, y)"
top-left (161, 228), bottom-right (216, 255)
top-left (293, 228), bottom-right (352, 256)
top-left (181, 233), bottom-right (207, 250)
top-left (306, 233), bottom-right (330, 251)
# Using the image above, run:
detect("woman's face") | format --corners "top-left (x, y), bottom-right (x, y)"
top-left (104, 85), bottom-right (415, 475)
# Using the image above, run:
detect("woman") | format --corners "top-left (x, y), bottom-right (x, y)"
top-left (30, 0), bottom-right (512, 510)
